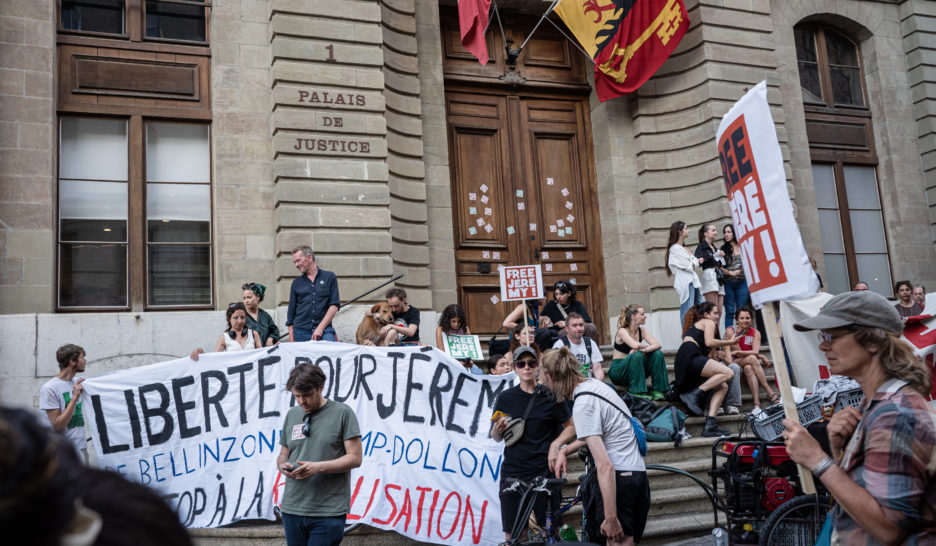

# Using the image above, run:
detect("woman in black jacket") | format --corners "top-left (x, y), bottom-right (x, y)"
top-left (695, 223), bottom-right (725, 321)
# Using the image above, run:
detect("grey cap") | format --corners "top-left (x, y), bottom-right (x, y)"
top-left (793, 290), bottom-right (903, 334)
top-left (512, 345), bottom-right (538, 361)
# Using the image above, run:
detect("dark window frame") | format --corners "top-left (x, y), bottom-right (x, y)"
top-left (797, 23), bottom-right (894, 295)
top-left (796, 24), bottom-right (871, 117)
top-left (57, 0), bottom-right (211, 46)
top-left (55, 114), bottom-right (214, 312)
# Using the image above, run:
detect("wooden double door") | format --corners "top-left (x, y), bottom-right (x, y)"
top-left (446, 91), bottom-right (607, 341)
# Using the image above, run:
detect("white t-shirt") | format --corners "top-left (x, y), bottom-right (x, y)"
top-left (39, 377), bottom-right (87, 451)
top-left (572, 379), bottom-right (644, 472)
top-left (553, 336), bottom-right (603, 377)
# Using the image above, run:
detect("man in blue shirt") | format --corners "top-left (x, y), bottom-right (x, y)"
top-left (287, 246), bottom-right (340, 342)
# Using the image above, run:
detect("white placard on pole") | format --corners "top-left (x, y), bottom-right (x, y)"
top-left (716, 81), bottom-right (817, 494)
top-left (499, 264), bottom-right (544, 302)
top-left (716, 81), bottom-right (820, 308)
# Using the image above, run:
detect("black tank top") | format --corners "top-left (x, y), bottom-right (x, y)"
top-left (613, 327), bottom-right (643, 353)
top-left (685, 325), bottom-right (708, 351)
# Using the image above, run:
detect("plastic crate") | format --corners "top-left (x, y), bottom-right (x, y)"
top-left (752, 394), bottom-right (824, 441)
top-left (834, 388), bottom-right (864, 413)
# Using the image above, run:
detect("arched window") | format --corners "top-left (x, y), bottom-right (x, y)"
top-left (795, 26), bottom-right (865, 108)
top-left (795, 23), bottom-right (892, 295)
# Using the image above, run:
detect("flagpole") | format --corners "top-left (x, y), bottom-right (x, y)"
top-left (518, 0), bottom-right (562, 51)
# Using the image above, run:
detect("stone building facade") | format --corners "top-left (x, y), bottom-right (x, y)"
top-left (1, 0), bottom-right (934, 407)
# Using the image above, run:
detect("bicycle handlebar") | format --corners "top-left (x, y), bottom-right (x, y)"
top-left (504, 476), bottom-right (567, 490)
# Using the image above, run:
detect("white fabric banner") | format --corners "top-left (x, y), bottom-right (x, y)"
top-left (779, 292), bottom-right (834, 388)
top-left (82, 342), bottom-right (514, 544)
top-left (716, 81), bottom-right (820, 307)
top-left (781, 292), bottom-right (936, 401)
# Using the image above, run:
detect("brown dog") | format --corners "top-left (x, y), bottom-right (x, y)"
top-left (356, 302), bottom-right (395, 345)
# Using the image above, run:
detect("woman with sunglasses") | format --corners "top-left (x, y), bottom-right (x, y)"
top-left (491, 345), bottom-right (574, 541)
top-left (190, 302), bottom-right (263, 360)
top-left (242, 282), bottom-right (280, 346)
top-left (782, 290), bottom-right (935, 545)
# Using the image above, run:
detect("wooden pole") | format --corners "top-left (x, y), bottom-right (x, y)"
top-left (522, 305), bottom-right (530, 346)
top-left (760, 303), bottom-right (816, 494)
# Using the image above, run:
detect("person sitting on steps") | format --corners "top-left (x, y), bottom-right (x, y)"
top-left (724, 306), bottom-right (778, 418)
top-left (608, 304), bottom-right (668, 400)
top-left (674, 302), bottom-right (738, 437)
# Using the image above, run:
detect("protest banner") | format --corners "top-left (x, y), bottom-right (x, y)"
top-left (900, 293), bottom-right (936, 401)
top-left (716, 81), bottom-right (820, 308)
top-left (443, 334), bottom-right (485, 361)
top-left (716, 80), bottom-right (819, 493)
top-left (82, 343), bottom-right (515, 544)
top-left (499, 264), bottom-right (544, 302)
top-left (779, 293), bottom-right (835, 388)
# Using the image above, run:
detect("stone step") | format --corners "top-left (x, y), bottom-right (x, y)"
top-left (648, 485), bottom-right (717, 518)
top-left (647, 458), bottom-right (713, 491)
top-left (642, 512), bottom-right (717, 545)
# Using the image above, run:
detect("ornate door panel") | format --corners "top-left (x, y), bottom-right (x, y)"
top-left (446, 92), bottom-right (607, 341)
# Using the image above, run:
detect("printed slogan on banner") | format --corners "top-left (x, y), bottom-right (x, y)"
top-left (718, 114), bottom-right (787, 292)
top-left (82, 343), bottom-right (515, 545)
top-left (715, 81), bottom-right (820, 306)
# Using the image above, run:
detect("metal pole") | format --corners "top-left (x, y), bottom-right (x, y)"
top-left (339, 274), bottom-right (405, 309)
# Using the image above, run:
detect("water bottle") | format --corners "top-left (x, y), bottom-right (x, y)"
top-left (559, 523), bottom-right (578, 542)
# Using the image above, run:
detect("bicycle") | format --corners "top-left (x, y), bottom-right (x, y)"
top-left (500, 475), bottom-right (582, 545)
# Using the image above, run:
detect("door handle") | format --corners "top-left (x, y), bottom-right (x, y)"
top-left (534, 248), bottom-right (540, 260)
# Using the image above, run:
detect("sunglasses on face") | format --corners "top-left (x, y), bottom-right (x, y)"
top-left (514, 359), bottom-right (539, 369)
top-left (817, 327), bottom-right (856, 344)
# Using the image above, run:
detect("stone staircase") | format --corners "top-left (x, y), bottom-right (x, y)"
top-left (191, 346), bottom-right (775, 545)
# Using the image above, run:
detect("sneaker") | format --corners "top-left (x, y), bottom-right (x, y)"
top-left (750, 407), bottom-right (764, 419)
top-left (651, 390), bottom-right (666, 401)
top-left (716, 407), bottom-right (725, 416)
top-left (631, 392), bottom-right (652, 400)
top-left (727, 406), bottom-right (740, 415)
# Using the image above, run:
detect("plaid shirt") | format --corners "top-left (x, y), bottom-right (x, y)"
top-left (832, 378), bottom-right (936, 545)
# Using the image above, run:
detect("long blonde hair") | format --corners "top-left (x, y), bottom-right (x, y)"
top-left (617, 304), bottom-right (642, 330)
top-left (540, 347), bottom-right (585, 402)
top-left (854, 327), bottom-right (931, 396)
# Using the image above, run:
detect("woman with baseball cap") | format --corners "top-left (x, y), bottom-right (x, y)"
top-left (781, 290), bottom-right (936, 544)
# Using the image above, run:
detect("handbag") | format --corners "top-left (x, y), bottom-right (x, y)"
top-left (503, 387), bottom-right (538, 447)
top-left (716, 267), bottom-right (726, 286)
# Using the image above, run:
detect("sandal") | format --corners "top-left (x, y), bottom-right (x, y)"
top-left (769, 392), bottom-right (781, 405)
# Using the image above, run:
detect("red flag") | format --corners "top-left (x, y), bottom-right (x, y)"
top-left (458, 0), bottom-right (492, 65)
top-left (555, 0), bottom-right (689, 101)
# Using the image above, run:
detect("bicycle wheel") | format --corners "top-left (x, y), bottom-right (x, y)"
top-left (758, 493), bottom-right (831, 546)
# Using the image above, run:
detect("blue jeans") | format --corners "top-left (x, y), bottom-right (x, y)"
top-left (679, 284), bottom-right (704, 328)
top-left (293, 325), bottom-right (337, 342)
top-left (281, 513), bottom-right (345, 546)
top-left (723, 279), bottom-right (750, 328)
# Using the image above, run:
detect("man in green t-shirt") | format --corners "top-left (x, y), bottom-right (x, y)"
top-left (277, 363), bottom-right (362, 546)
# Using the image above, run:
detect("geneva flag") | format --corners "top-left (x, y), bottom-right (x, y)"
top-left (459, 0), bottom-right (492, 65)
top-left (555, 0), bottom-right (689, 101)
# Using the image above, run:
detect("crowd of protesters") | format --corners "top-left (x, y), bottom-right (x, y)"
top-left (15, 238), bottom-right (935, 546)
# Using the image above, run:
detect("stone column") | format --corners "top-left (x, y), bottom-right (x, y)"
top-left (901, 0), bottom-right (936, 275)
top-left (270, 0), bottom-right (393, 305)
top-left (0, 1), bottom-right (55, 313)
